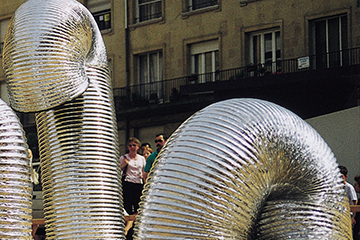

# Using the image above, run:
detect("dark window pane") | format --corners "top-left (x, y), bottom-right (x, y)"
top-left (139, 1), bottom-right (162, 22)
top-left (93, 10), bottom-right (111, 31)
top-left (191, 0), bottom-right (218, 10)
top-left (264, 33), bottom-right (272, 63)
top-left (328, 18), bottom-right (339, 52)
top-left (315, 20), bottom-right (327, 68)
top-left (341, 16), bottom-right (348, 50)
top-left (328, 17), bottom-right (340, 67)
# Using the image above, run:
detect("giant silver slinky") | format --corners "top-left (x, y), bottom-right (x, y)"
top-left (2, 0), bottom-right (353, 239)
top-left (0, 98), bottom-right (32, 239)
top-left (136, 98), bottom-right (352, 239)
top-left (3, 0), bottom-right (122, 239)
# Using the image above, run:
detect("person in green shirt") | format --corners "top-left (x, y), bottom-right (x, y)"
top-left (143, 133), bottom-right (168, 183)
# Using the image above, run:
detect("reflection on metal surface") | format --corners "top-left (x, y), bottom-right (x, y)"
top-left (35, 69), bottom-right (122, 239)
top-left (3, 0), bottom-right (122, 239)
top-left (3, 0), bottom-right (94, 112)
top-left (0, 99), bottom-right (32, 238)
top-left (2, 0), bottom-right (351, 238)
top-left (136, 98), bottom-right (351, 239)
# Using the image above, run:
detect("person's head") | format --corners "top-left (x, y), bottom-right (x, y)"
top-left (140, 142), bottom-right (151, 154)
top-left (354, 175), bottom-right (360, 193)
top-left (339, 165), bottom-right (348, 183)
top-left (127, 137), bottom-right (141, 154)
top-left (142, 147), bottom-right (153, 160)
top-left (154, 133), bottom-right (168, 151)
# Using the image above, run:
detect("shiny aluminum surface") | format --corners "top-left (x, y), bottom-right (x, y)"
top-left (3, 0), bottom-right (352, 238)
top-left (3, 0), bottom-right (122, 239)
top-left (0, 98), bottom-right (32, 239)
top-left (3, 0), bottom-right (94, 112)
top-left (36, 66), bottom-right (122, 239)
top-left (136, 98), bottom-right (351, 239)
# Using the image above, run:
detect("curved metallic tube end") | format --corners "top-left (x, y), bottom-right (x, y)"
top-left (2, 0), bottom-right (96, 112)
top-left (136, 98), bottom-right (352, 240)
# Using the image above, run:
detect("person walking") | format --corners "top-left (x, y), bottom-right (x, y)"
top-left (120, 137), bottom-right (146, 215)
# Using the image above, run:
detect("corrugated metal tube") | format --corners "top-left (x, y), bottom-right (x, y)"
top-left (3, 0), bottom-right (122, 239)
top-left (35, 66), bottom-right (122, 239)
top-left (0, 98), bottom-right (32, 239)
top-left (136, 98), bottom-right (352, 240)
top-left (3, 0), bottom-right (93, 112)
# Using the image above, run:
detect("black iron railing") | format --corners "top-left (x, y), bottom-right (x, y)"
top-left (113, 47), bottom-right (360, 110)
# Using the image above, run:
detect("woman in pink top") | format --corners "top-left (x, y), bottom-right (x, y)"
top-left (120, 137), bottom-right (146, 215)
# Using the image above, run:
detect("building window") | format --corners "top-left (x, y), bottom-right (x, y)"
top-left (187, 0), bottom-right (218, 11)
top-left (87, 0), bottom-right (111, 31)
top-left (310, 15), bottom-right (347, 68)
top-left (190, 40), bottom-right (219, 83)
top-left (248, 29), bottom-right (281, 74)
top-left (138, 51), bottom-right (163, 101)
top-left (136, 0), bottom-right (162, 23)
top-left (0, 19), bottom-right (10, 55)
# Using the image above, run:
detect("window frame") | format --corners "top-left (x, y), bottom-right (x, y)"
top-left (86, 0), bottom-right (112, 32)
top-left (188, 0), bottom-right (218, 11)
top-left (190, 40), bottom-right (219, 83)
top-left (248, 28), bottom-right (281, 74)
top-left (136, 0), bottom-right (163, 24)
top-left (137, 51), bottom-right (163, 101)
top-left (309, 14), bottom-right (348, 68)
top-left (182, 0), bottom-right (220, 15)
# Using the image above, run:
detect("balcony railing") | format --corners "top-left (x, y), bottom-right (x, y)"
top-left (113, 47), bottom-right (360, 110)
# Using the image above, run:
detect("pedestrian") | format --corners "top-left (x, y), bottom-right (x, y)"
top-left (120, 137), bottom-right (146, 215)
top-left (339, 165), bottom-right (358, 231)
top-left (140, 142), bottom-right (151, 155)
top-left (143, 133), bottom-right (168, 183)
top-left (142, 147), bottom-right (153, 161)
top-left (339, 166), bottom-right (358, 206)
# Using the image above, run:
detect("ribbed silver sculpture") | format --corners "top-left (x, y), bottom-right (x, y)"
top-left (0, 98), bottom-right (32, 239)
top-left (3, 0), bottom-right (122, 239)
top-left (136, 98), bottom-right (352, 239)
top-left (3, 0), bottom-right (91, 112)
top-left (2, 0), bottom-right (352, 238)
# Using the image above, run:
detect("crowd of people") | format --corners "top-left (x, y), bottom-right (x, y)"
top-left (120, 133), bottom-right (168, 239)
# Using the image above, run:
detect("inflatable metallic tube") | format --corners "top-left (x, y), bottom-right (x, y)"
top-left (0, 99), bottom-right (32, 239)
top-left (136, 98), bottom-right (352, 239)
top-left (3, 0), bottom-right (123, 239)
